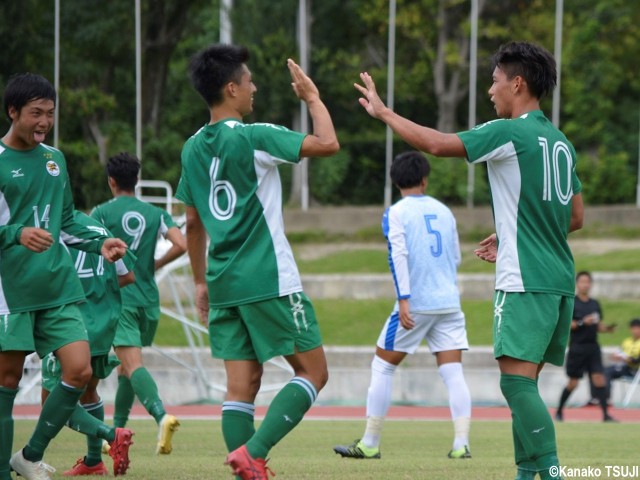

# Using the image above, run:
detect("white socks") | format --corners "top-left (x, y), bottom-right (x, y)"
top-left (438, 362), bottom-right (471, 450)
top-left (362, 356), bottom-right (397, 448)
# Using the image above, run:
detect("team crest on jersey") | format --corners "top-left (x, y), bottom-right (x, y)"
top-left (46, 160), bottom-right (60, 176)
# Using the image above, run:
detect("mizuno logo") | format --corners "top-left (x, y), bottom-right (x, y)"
top-left (283, 415), bottom-right (293, 423)
top-left (532, 427), bottom-right (545, 434)
top-left (12, 168), bottom-right (24, 178)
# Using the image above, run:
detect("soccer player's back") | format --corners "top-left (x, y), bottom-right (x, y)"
top-left (92, 152), bottom-right (186, 454)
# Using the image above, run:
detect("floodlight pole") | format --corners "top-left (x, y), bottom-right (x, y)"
top-left (220, 0), bottom-right (233, 43)
top-left (466, 0), bottom-right (478, 208)
top-left (384, 0), bottom-right (397, 208)
top-left (135, 0), bottom-right (142, 166)
top-left (53, 0), bottom-right (60, 148)
top-left (552, 0), bottom-right (563, 127)
top-left (298, 0), bottom-right (310, 211)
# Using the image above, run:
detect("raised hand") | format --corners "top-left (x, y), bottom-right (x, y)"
top-left (287, 58), bottom-right (320, 103)
top-left (354, 72), bottom-right (388, 119)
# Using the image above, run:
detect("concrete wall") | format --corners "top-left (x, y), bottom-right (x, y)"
top-left (283, 205), bottom-right (640, 234)
top-left (17, 346), bottom-right (637, 408)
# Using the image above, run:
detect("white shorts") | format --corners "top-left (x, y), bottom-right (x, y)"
top-left (376, 310), bottom-right (469, 354)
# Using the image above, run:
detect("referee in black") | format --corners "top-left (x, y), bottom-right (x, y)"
top-left (556, 271), bottom-right (616, 422)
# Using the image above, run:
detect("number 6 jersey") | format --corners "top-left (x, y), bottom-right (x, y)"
top-left (176, 119), bottom-right (306, 308)
top-left (457, 110), bottom-right (582, 296)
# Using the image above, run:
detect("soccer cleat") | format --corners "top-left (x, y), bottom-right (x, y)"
top-left (63, 458), bottom-right (108, 476)
top-left (108, 427), bottom-right (134, 476)
top-left (101, 440), bottom-right (110, 455)
top-left (603, 414), bottom-right (619, 423)
top-left (225, 445), bottom-right (275, 480)
top-left (554, 410), bottom-right (563, 422)
top-left (9, 450), bottom-right (56, 480)
top-left (333, 439), bottom-right (381, 459)
top-left (448, 445), bottom-right (472, 459)
top-left (156, 414), bottom-right (180, 454)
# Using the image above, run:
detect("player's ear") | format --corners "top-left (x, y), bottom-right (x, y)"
top-left (7, 106), bottom-right (18, 121)
top-left (225, 81), bottom-right (237, 99)
top-left (511, 75), bottom-right (525, 95)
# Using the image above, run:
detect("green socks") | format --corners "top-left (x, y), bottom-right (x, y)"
top-left (130, 367), bottom-right (166, 424)
top-left (246, 377), bottom-right (317, 459)
top-left (0, 386), bottom-right (18, 480)
top-left (114, 375), bottom-right (135, 428)
top-left (222, 401), bottom-right (255, 451)
top-left (82, 400), bottom-right (109, 466)
top-left (500, 374), bottom-right (561, 479)
top-left (24, 382), bottom-right (84, 462)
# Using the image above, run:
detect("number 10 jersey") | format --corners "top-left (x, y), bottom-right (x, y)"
top-left (457, 110), bottom-right (582, 296)
top-left (177, 119), bottom-right (306, 308)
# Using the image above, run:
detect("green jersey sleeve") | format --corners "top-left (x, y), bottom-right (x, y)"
top-left (60, 174), bottom-right (107, 254)
top-left (160, 208), bottom-right (177, 236)
top-left (457, 119), bottom-right (513, 164)
top-left (0, 224), bottom-right (23, 249)
top-left (245, 123), bottom-right (306, 166)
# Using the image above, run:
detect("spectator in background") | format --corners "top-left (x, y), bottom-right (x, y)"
top-left (556, 271), bottom-right (616, 422)
top-left (604, 318), bottom-right (640, 402)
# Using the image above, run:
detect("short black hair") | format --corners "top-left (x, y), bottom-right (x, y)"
top-left (492, 41), bottom-right (557, 99)
top-left (3, 73), bottom-right (56, 122)
top-left (630, 319), bottom-right (640, 328)
top-left (576, 271), bottom-right (592, 281)
top-left (390, 151), bottom-right (430, 189)
top-left (188, 44), bottom-right (250, 107)
top-left (106, 152), bottom-right (140, 192)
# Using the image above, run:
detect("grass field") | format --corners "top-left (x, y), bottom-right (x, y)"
top-left (293, 247), bottom-right (640, 274)
top-left (154, 298), bottom-right (640, 347)
top-left (13, 419), bottom-right (638, 479)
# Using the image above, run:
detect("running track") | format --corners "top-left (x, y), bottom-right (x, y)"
top-left (13, 404), bottom-right (640, 423)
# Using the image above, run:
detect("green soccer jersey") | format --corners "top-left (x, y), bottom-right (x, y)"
top-left (0, 141), bottom-right (108, 314)
top-left (457, 110), bottom-right (582, 296)
top-left (91, 196), bottom-right (176, 307)
top-left (176, 119), bottom-right (306, 308)
top-left (69, 211), bottom-right (136, 355)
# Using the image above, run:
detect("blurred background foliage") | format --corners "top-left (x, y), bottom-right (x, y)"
top-left (0, 0), bottom-right (638, 209)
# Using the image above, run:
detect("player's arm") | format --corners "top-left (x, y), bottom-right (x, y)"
top-left (185, 206), bottom-right (209, 324)
top-left (155, 227), bottom-right (186, 270)
top-left (287, 59), bottom-right (339, 158)
top-left (115, 254), bottom-right (136, 288)
top-left (354, 72), bottom-right (466, 158)
top-left (385, 209), bottom-right (414, 330)
top-left (118, 271), bottom-right (136, 288)
top-left (569, 193), bottom-right (584, 233)
top-left (1, 225), bottom-right (53, 253)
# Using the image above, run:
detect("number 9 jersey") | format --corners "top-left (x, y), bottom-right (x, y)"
top-left (457, 110), bottom-right (582, 296)
top-left (176, 119), bottom-right (306, 308)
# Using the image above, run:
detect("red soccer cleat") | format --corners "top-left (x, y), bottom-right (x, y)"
top-left (225, 445), bottom-right (275, 480)
top-left (63, 458), bottom-right (108, 476)
top-left (108, 428), bottom-right (134, 476)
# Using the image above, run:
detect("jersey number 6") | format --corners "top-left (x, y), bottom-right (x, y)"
top-left (209, 157), bottom-right (237, 221)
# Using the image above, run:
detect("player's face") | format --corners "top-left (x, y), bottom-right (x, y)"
top-left (488, 67), bottom-right (514, 119)
top-left (236, 65), bottom-right (257, 116)
top-left (7, 98), bottom-right (55, 150)
top-left (575, 274), bottom-right (592, 296)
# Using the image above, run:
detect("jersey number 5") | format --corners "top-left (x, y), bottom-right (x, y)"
top-left (423, 214), bottom-right (442, 257)
top-left (538, 137), bottom-right (573, 205)
top-left (209, 157), bottom-right (237, 221)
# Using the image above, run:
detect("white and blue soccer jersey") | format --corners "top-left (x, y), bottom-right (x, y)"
top-left (382, 195), bottom-right (461, 312)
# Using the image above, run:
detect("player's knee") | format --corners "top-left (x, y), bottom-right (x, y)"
top-left (312, 366), bottom-right (329, 391)
top-left (63, 364), bottom-right (93, 388)
top-left (0, 372), bottom-right (23, 390)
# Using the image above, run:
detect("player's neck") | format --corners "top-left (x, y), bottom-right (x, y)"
top-left (509, 98), bottom-right (541, 119)
top-left (113, 189), bottom-right (135, 198)
top-left (400, 187), bottom-right (425, 197)
top-left (210, 104), bottom-right (243, 124)
top-left (577, 293), bottom-right (590, 302)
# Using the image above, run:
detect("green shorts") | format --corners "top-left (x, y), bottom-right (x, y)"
top-left (113, 306), bottom-right (160, 348)
top-left (209, 292), bottom-right (323, 364)
top-left (0, 304), bottom-right (88, 358)
top-left (41, 353), bottom-right (120, 392)
top-left (493, 290), bottom-right (573, 366)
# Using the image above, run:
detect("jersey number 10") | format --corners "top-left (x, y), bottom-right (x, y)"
top-left (538, 137), bottom-right (573, 206)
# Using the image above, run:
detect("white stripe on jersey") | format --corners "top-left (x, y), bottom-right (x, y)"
top-left (254, 150), bottom-right (303, 297)
top-left (484, 142), bottom-right (525, 292)
top-left (0, 191), bottom-right (11, 313)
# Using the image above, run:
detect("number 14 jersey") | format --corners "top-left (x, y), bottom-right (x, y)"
top-left (177, 119), bottom-right (306, 308)
top-left (458, 110), bottom-right (582, 296)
